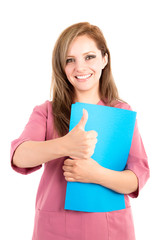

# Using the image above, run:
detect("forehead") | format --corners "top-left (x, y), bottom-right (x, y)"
top-left (67, 35), bottom-right (100, 55)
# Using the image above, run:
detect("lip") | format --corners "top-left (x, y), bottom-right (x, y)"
top-left (75, 74), bottom-right (92, 82)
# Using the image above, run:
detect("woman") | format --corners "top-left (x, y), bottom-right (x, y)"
top-left (10, 22), bottom-right (150, 240)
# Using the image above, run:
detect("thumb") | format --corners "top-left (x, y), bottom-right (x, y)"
top-left (77, 108), bottom-right (88, 130)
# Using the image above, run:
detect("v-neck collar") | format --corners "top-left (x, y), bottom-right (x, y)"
top-left (73, 98), bottom-right (107, 106)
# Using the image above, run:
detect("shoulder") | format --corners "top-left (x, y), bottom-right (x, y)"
top-left (113, 99), bottom-right (133, 111)
top-left (103, 98), bottom-right (133, 111)
top-left (32, 100), bottom-right (52, 117)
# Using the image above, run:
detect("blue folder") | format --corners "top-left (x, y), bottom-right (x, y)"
top-left (64, 102), bottom-right (137, 212)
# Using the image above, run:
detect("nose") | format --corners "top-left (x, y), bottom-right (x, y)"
top-left (75, 59), bottom-right (87, 72)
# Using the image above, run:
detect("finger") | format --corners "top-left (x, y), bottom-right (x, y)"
top-left (92, 138), bottom-right (98, 145)
top-left (62, 165), bottom-right (73, 172)
top-left (64, 159), bottom-right (74, 166)
top-left (63, 171), bottom-right (73, 177)
top-left (76, 108), bottom-right (88, 130)
top-left (65, 177), bottom-right (75, 182)
top-left (86, 130), bottom-right (98, 139)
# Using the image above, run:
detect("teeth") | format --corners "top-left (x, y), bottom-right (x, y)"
top-left (76, 74), bottom-right (91, 79)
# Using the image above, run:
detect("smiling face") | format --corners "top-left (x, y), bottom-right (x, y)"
top-left (64, 35), bottom-right (108, 102)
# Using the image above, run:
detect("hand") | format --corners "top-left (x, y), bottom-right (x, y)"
top-left (62, 157), bottom-right (102, 183)
top-left (62, 109), bottom-right (98, 159)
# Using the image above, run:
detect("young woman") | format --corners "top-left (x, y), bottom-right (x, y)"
top-left (11, 22), bottom-right (150, 240)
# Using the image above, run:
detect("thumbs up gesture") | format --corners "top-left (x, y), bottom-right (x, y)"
top-left (62, 109), bottom-right (98, 159)
top-left (76, 108), bottom-right (88, 130)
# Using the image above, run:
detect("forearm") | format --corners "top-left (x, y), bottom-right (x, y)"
top-left (13, 137), bottom-right (66, 168)
top-left (95, 167), bottom-right (138, 195)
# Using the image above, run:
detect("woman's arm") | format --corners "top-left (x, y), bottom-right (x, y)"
top-left (13, 138), bottom-right (66, 168)
top-left (95, 166), bottom-right (138, 195)
top-left (63, 158), bottom-right (138, 195)
top-left (13, 109), bottom-right (97, 169)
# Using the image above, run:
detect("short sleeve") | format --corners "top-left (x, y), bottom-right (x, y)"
top-left (10, 101), bottom-right (48, 175)
top-left (123, 104), bottom-right (150, 198)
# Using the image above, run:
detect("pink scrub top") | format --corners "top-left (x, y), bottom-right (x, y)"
top-left (10, 99), bottom-right (150, 240)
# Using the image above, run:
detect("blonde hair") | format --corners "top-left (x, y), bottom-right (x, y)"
top-left (50, 22), bottom-right (120, 137)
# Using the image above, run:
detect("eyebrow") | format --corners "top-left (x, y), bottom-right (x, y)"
top-left (66, 51), bottom-right (96, 58)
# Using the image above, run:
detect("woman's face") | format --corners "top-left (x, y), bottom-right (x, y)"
top-left (64, 35), bottom-right (108, 98)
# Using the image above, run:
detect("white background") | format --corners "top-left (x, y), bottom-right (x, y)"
top-left (0, 0), bottom-right (159, 239)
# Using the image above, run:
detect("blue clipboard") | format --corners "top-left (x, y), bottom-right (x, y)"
top-left (64, 102), bottom-right (136, 212)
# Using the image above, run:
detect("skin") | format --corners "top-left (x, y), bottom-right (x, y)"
top-left (62, 35), bottom-right (138, 195)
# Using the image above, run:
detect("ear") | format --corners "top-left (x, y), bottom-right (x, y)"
top-left (102, 53), bottom-right (108, 69)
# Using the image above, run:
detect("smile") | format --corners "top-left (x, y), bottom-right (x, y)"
top-left (75, 74), bottom-right (92, 80)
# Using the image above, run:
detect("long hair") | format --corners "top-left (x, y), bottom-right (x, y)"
top-left (50, 22), bottom-right (121, 137)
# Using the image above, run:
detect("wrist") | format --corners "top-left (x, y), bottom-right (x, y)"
top-left (94, 165), bottom-right (107, 185)
top-left (49, 137), bottom-right (67, 158)
top-left (58, 136), bottom-right (68, 157)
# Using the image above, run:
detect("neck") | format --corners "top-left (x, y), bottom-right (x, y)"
top-left (74, 90), bottom-right (101, 105)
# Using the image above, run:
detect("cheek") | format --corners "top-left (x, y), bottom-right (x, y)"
top-left (64, 69), bottom-right (71, 82)
top-left (89, 60), bottom-right (103, 73)
top-left (65, 66), bottom-right (74, 80)
top-left (90, 64), bottom-right (103, 78)
top-left (64, 67), bottom-right (69, 77)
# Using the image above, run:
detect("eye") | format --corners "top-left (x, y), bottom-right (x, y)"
top-left (85, 55), bottom-right (96, 60)
top-left (66, 58), bottom-right (74, 64)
